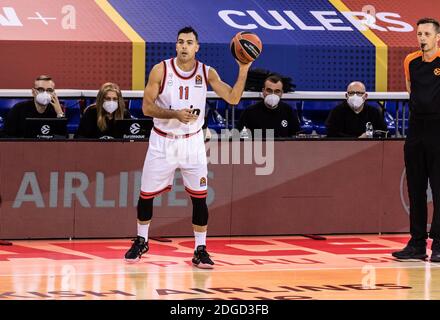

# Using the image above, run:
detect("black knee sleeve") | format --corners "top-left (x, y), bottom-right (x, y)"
top-left (137, 197), bottom-right (153, 221)
top-left (191, 196), bottom-right (208, 226)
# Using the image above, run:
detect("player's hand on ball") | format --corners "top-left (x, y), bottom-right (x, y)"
top-left (177, 109), bottom-right (198, 124)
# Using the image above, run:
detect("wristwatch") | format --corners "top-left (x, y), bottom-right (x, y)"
top-left (57, 112), bottom-right (65, 118)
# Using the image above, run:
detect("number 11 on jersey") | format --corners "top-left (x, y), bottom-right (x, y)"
top-left (179, 86), bottom-right (189, 100)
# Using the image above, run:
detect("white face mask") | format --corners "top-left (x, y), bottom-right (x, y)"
top-left (347, 95), bottom-right (365, 110)
top-left (35, 92), bottom-right (52, 106)
top-left (103, 101), bottom-right (118, 114)
top-left (264, 94), bottom-right (280, 109)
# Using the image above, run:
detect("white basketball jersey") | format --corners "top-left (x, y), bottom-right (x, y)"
top-left (154, 58), bottom-right (209, 135)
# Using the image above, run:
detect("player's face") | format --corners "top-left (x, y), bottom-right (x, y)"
top-left (176, 32), bottom-right (199, 63)
top-left (417, 23), bottom-right (440, 52)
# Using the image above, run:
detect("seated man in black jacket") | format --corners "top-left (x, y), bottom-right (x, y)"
top-left (325, 81), bottom-right (388, 138)
top-left (3, 75), bottom-right (65, 137)
top-left (238, 75), bottom-right (300, 138)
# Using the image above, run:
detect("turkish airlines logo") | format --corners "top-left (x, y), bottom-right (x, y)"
top-left (130, 123), bottom-right (141, 134)
top-left (40, 125), bottom-right (51, 135)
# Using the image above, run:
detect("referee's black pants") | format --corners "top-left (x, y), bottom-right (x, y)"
top-left (404, 118), bottom-right (440, 247)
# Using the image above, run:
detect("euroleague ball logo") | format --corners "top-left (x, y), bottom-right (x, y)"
top-left (130, 123), bottom-right (141, 134)
top-left (400, 168), bottom-right (433, 226)
top-left (40, 125), bottom-right (51, 135)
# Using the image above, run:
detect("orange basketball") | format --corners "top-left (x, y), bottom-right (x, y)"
top-left (230, 31), bottom-right (263, 64)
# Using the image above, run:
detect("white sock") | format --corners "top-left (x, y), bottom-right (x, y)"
top-left (137, 223), bottom-right (150, 241)
top-left (194, 231), bottom-right (207, 250)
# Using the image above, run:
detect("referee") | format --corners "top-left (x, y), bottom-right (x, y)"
top-left (393, 18), bottom-right (440, 262)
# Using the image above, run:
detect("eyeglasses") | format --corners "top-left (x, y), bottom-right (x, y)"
top-left (264, 88), bottom-right (283, 95)
top-left (34, 87), bottom-right (54, 93)
top-left (347, 91), bottom-right (365, 96)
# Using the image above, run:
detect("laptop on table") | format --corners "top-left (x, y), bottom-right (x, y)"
top-left (24, 118), bottom-right (68, 139)
top-left (114, 118), bottom-right (153, 140)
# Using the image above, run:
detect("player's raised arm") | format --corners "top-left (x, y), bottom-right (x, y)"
top-left (208, 61), bottom-right (252, 105)
top-left (142, 63), bottom-right (197, 123)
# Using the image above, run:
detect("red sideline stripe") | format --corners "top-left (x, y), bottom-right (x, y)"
top-left (140, 185), bottom-right (172, 199)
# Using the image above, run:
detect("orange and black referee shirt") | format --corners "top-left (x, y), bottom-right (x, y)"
top-left (404, 49), bottom-right (440, 119)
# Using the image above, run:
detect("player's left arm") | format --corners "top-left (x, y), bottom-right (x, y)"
top-left (208, 61), bottom-right (252, 105)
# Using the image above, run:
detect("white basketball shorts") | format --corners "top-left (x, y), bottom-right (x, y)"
top-left (140, 127), bottom-right (208, 199)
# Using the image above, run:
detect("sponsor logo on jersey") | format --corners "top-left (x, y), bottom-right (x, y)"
top-left (200, 177), bottom-right (207, 187)
top-left (195, 74), bottom-right (203, 87)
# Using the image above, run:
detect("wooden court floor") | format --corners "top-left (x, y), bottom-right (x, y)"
top-left (0, 234), bottom-right (439, 300)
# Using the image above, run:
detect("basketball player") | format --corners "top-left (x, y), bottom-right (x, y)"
top-left (124, 26), bottom-right (252, 267)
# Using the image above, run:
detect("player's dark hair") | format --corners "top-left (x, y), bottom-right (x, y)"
top-left (177, 26), bottom-right (198, 42)
top-left (417, 18), bottom-right (440, 33)
top-left (265, 75), bottom-right (283, 85)
top-left (264, 75), bottom-right (284, 93)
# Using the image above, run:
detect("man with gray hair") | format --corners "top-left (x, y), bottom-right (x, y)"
top-left (325, 81), bottom-right (387, 138)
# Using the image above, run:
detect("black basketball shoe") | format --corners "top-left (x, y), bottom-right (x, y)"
top-left (192, 245), bottom-right (214, 269)
top-left (124, 236), bottom-right (149, 262)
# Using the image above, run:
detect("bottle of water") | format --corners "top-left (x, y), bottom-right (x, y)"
top-left (214, 110), bottom-right (225, 125)
top-left (365, 122), bottom-right (373, 138)
top-left (240, 126), bottom-right (250, 139)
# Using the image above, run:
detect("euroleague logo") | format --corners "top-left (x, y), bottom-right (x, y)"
top-left (400, 168), bottom-right (433, 226)
top-left (130, 123), bottom-right (141, 134)
top-left (40, 125), bottom-right (51, 135)
top-left (434, 68), bottom-right (440, 76)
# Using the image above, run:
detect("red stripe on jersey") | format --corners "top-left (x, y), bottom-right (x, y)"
top-left (202, 64), bottom-right (208, 89)
top-left (159, 61), bottom-right (167, 94)
top-left (171, 58), bottom-right (199, 80)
